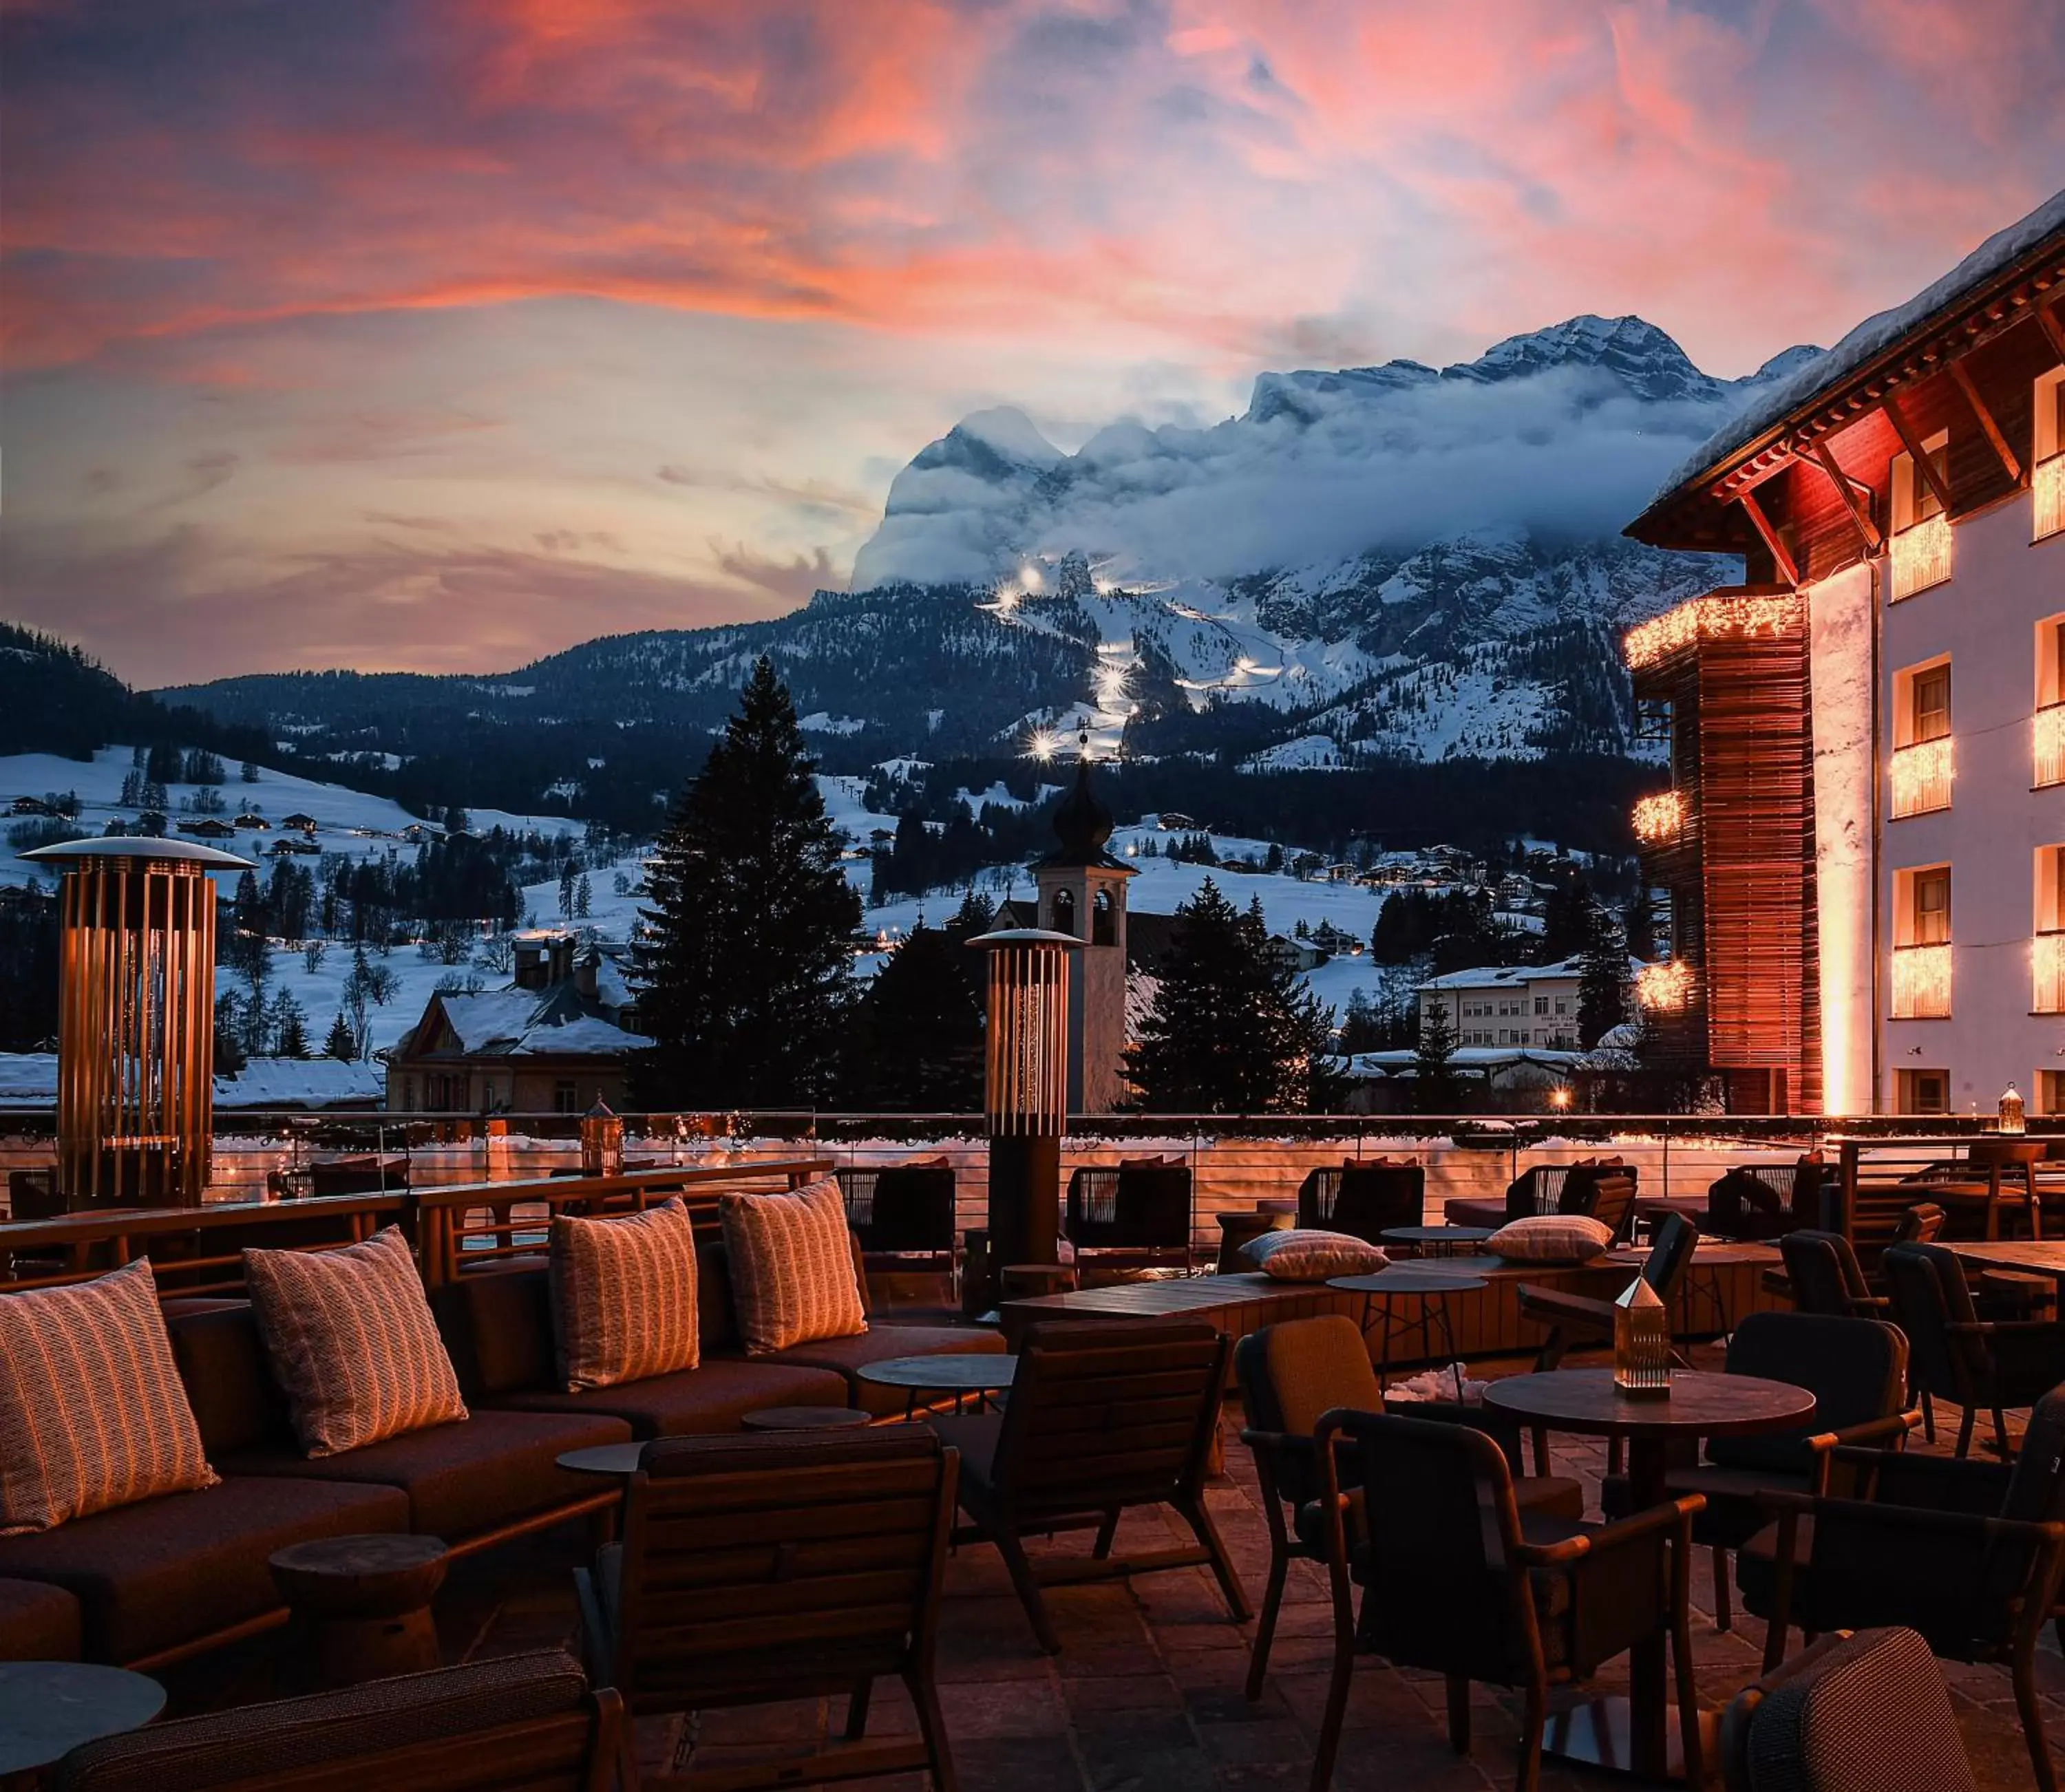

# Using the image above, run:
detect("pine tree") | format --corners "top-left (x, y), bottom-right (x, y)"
top-left (323, 1010), bottom-right (357, 1061)
top-left (1577, 910), bottom-right (1631, 1048)
top-left (841, 922), bottom-right (984, 1110)
top-left (1414, 996), bottom-right (1460, 1113)
top-left (1125, 880), bottom-right (1337, 1113)
top-left (269, 990), bottom-right (310, 1058)
top-left (631, 657), bottom-right (862, 1108)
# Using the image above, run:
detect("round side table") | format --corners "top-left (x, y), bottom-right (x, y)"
top-left (857, 1352), bottom-right (1019, 1419)
top-left (742, 1406), bottom-right (873, 1432)
top-left (0, 1662), bottom-right (165, 1781)
top-left (269, 1533), bottom-right (449, 1689)
top-left (1328, 1268), bottom-right (1487, 1400)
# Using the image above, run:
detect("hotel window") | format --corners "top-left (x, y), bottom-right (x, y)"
top-left (1890, 659), bottom-right (1952, 816)
top-left (1892, 864), bottom-right (1951, 1018)
top-left (2037, 845), bottom-right (2065, 1014)
top-left (1890, 429), bottom-right (1953, 599)
top-left (1896, 1068), bottom-right (1950, 1116)
top-left (2040, 1070), bottom-right (2065, 1118)
top-left (2037, 368), bottom-right (2065, 542)
top-left (1534, 996), bottom-right (1549, 1016)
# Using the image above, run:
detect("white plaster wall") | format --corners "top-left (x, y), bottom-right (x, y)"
top-left (1809, 562), bottom-right (1877, 1116)
top-left (1880, 491), bottom-right (2065, 1112)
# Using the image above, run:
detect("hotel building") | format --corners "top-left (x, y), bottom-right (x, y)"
top-left (1624, 194), bottom-right (2065, 1117)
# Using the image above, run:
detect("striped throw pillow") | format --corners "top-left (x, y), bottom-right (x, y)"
top-left (720, 1177), bottom-right (868, 1356)
top-left (244, 1226), bottom-right (467, 1458)
top-left (0, 1259), bottom-right (216, 1534)
top-left (549, 1198), bottom-right (700, 1390)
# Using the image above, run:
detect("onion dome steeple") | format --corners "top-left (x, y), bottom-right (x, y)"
top-left (1036, 755), bottom-right (1127, 871)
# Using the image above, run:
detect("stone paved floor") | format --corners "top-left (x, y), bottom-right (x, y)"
top-left (167, 1343), bottom-right (2065, 1790)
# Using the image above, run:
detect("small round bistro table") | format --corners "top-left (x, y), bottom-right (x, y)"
top-left (268, 1533), bottom-right (449, 1689)
top-left (1328, 1268), bottom-right (1487, 1400)
top-left (0, 1661), bottom-right (165, 1782)
top-left (1482, 1369), bottom-right (1816, 1783)
top-left (741, 1406), bottom-right (873, 1432)
top-left (856, 1352), bottom-right (1019, 1420)
top-left (1379, 1224), bottom-right (1496, 1259)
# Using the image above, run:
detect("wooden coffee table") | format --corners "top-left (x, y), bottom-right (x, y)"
top-left (856, 1352), bottom-right (1018, 1418)
top-left (269, 1533), bottom-right (449, 1689)
top-left (1483, 1369), bottom-right (1814, 1782)
top-left (0, 1661), bottom-right (165, 1780)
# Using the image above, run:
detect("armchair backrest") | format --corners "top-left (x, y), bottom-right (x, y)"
top-left (1717, 1628), bottom-right (1975, 1792)
top-left (1236, 1316), bottom-right (1379, 1508)
top-left (991, 1319), bottom-right (1226, 1521)
top-left (1882, 1242), bottom-right (1981, 1401)
top-left (1301, 1162), bottom-right (1424, 1241)
top-left (1707, 1312), bottom-right (1906, 1475)
top-left (1779, 1230), bottom-right (1872, 1316)
top-left (53, 1651), bottom-right (620, 1792)
top-left (1892, 1203), bottom-right (1946, 1244)
top-left (1589, 1172), bottom-right (1639, 1242)
top-left (2001, 1385), bottom-right (2065, 1527)
top-left (840, 1162), bottom-right (957, 1254)
top-left (1066, 1161), bottom-right (1192, 1250)
top-left (606, 1431), bottom-right (955, 1714)
top-left (1641, 1210), bottom-right (1699, 1303)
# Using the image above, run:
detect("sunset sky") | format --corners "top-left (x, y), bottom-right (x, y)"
top-left (3, 1), bottom-right (2062, 687)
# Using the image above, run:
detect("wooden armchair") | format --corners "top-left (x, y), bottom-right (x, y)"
top-left (1232, 1314), bottom-right (1582, 1699)
top-left (52, 1651), bottom-right (621, 1792)
top-left (1516, 1210), bottom-right (1700, 1373)
top-left (1600, 1310), bottom-right (1912, 1632)
top-left (1883, 1241), bottom-right (2065, 1458)
top-left (1779, 1229), bottom-right (1888, 1319)
top-left (929, 1319), bottom-right (1245, 1653)
top-left (577, 1430), bottom-right (958, 1791)
top-left (1705, 1153), bottom-right (1823, 1242)
top-left (1736, 1387), bottom-right (2065, 1792)
top-left (1307, 1409), bottom-right (1704, 1792)
top-left (1718, 1628), bottom-right (1977, 1792)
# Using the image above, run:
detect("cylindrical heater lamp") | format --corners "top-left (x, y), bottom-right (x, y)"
top-left (968, 928), bottom-right (1081, 1273)
top-left (24, 837), bottom-right (253, 1208)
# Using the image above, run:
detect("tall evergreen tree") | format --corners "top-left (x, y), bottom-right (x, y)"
top-left (1578, 911), bottom-right (1631, 1048)
top-left (323, 1010), bottom-right (358, 1061)
top-left (1125, 879), bottom-right (1337, 1113)
top-left (841, 922), bottom-right (984, 1111)
top-left (1414, 996), bottom-right (1460, 1112)
top-left (631, 657), bottom-right (862, 1108)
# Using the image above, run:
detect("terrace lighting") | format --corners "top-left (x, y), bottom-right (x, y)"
top-left (1631, 790), bottom-right (1684, 847)
top-left (580, 1099), bottom-right (625, 1178)
top-left (1889, 736), bottom-right (1953, 818)
top-left (1622, 592), bottom-right (1806, 672)
top-left (1549, 1087), bottom-right (1573, 1111)
top-left (1889, 513), bottom-right (1953, 601)
top-left (2035, 705), bottom-right (2065, 788)
top-left (2000, 1084), bottom-right (2027, 1135)
top-left (23, 835), bottom-right (253, 1208)
top-left (1634, 959), bottom-right (1693, 1012)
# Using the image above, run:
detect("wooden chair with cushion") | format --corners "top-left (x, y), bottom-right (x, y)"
top-left (1883, 1240), bottom-right (2065, 1458)
top-left (52, 1650), bottom-right (622, 1791)
top-left (1295, 1161), bottom-right (1424, 1244)
top-left (929, 1319), bottom-right (1245, 1654)
top-left (1779, 1230), bottom-right (1887, 1320)
top-left (1737, 1386), bottom-right (2065, 1792)
top-left (1517, 1210), bottom-right (1700, 1374)
top-left (1718, 1628), bottom-right (1977, 1792)
top-left (1600, 1310), bottom-right (1912, 1632)
top-left (1233, 1314), bottom-right (1582, 1699)
top-left (577, 1429), bottom-right (958, 1791)
top-left (1307, 1409), bottom-right (1703, 1792)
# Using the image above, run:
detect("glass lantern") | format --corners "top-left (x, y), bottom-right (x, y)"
top-left (2000, 1084), bottom-right (2026, 1135)
top-left (1613, 1276), bottom-right (1671, 1398)
top-left (580, 1099), bottom-right (624, 1177)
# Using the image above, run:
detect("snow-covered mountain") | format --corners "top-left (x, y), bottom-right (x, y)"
top-left (166, 314), bottom-right (1819, 800)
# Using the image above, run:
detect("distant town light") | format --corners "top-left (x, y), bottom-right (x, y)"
top-left (1631, 789), bottom-right (1684, 847)
top-left (1028, 727), bottom-right (1059, 762)
top-left (1549, 1086), bottom-right (1573, 1111)
top-left (1634, 959), bottom-right (1693, 1012)
top-left (1622, 591), bottom-right (1805, 671)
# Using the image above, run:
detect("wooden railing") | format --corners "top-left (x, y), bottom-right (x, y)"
top-left (0, 1158), bottom-right (832, 1298)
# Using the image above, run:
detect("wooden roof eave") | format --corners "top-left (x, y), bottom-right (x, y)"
top-left (1626, 245), bottom-right (2065, 551)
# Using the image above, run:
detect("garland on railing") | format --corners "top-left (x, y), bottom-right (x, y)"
top-left (1624, 592), bottom-right (1807, 671)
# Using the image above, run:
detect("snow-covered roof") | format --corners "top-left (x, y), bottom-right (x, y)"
top-left (1651, 187), bottom-right (2065, 506)
top-left (410, 981), bottom-right (642, 1060)
top-left (1333, 1046), bottom-right (1589, 1078)
top-left (1417, 954), bottom-right (1644, 994)
top-left (0, 1052), bottom-right (58, 1106)
top-left (215, 1057), bottom-right (383, 1108)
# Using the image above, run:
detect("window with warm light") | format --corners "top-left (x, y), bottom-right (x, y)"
top-left (2040, 1070), bottom-right (2065, 1118)
top-left (2036, 845), bottom-right (2065, 1014)
top-left (2036, 369), bottom-right (2065, 544)
top-left (1892, 864), bottom-right (1951, 1018)
top-left (1890, 431), bottom-right (1953, 599)
top-left (1896, 1067), bottom-right (1950, 1116)
top-left (1891, 659), bottom-right (1952, 817)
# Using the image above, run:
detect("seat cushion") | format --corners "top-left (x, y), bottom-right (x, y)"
top-left (0, 1575), bottom-right (82, 1661)
top-left (1445, 1199), bottom-right (1509, 1230)
top-left (0, 1475), bottom-right (409, 1665)
top-left (774, 1323), bottom-right (1008, 1417)
top-left (217, 1407), bottom-right (629, 1542)
top-left (494, 1358), bottom-right (848, 1438)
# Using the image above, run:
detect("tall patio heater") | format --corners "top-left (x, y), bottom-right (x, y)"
top-left (23, 836), bottom-right (252, 1208)
top-left (967, 928), bottom-right (1081, 1274)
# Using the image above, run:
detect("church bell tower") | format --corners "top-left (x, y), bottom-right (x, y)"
top-left (1031, 756), bottom-right (1134, 1113)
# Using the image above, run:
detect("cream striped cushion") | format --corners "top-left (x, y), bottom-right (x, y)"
top-left (549, 1198), bottom-right (700, 1390)
top-left (0, 1259), bottom-right (216, 1534)
top-left (720, 1177), bottom-right (868, 1356)
top-left (243, 1226), bottom-right (467, 1458)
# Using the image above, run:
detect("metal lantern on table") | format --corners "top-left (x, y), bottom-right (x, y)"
top-left (580, 1099), bottom-right (625, 1177)
top-left (2000, 1084), bottom-right (2026, 1135)
top-left (1612, 1275), bottom-right (1671, 1398)
top-left (966, 928), bottom-right (1081, 1286)
top-left (23, 835), bottom-right (253, 1208)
